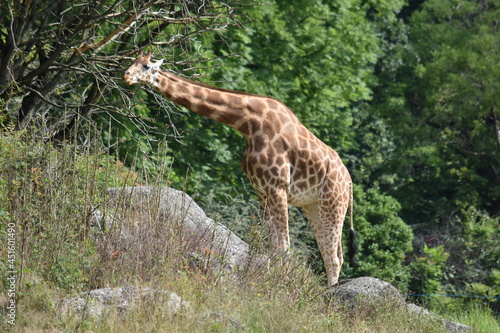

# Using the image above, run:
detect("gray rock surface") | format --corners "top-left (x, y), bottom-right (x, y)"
top-left (329, 277), bottom-right (472, 333)
top-left (331, 276), bottom-right (403, 306)
top-left (97, 186), bottom-right (257, 272)
top-left (58, 287), bottom-right (189, 319)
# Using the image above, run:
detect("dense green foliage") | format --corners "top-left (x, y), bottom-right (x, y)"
top-left (364, 0), bottom-right (499, 307)
top-left (1, 0), bottom-right (499, 315)
top-left (343, 185), bottom-right (414, 288)
top-left (164, 0), bottom-right (499, 307)
top-left (372, 0), bottom-right (500, 224)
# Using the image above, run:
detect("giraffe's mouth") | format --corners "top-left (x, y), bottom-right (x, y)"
top-left (122, 75), bottom-right (134, 85)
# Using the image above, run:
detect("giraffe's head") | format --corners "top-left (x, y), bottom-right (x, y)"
top-left (123, 51), bottom-right (164, 86)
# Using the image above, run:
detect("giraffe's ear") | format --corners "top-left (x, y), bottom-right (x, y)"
top-left (150, 59), bottom-right (164, 70)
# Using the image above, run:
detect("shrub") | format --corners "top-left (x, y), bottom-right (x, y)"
top-left (408, 244), bottom-right (449, 303)
top-left (342, 185), bottom-right (414, 289)
top-left (0, 129), bottom-right (135, 292)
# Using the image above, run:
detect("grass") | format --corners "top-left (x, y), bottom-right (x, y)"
top-left (12, 275), bottom-right (448, 333)
top-left (0, 129), bottom-right (497, 332)
top-left (438, 302), bottom-right (499, 333)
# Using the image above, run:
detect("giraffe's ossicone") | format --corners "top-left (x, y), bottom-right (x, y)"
top-left (123, 52), bottom-right (357, 286)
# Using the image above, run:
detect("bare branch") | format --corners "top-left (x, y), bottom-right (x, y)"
top-left (1, 0), bottom-right (250, 142)
top-left (76, 12), bottom-right (143, 55)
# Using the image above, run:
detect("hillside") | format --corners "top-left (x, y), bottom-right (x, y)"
top-left (0, 132), bottom-right (497, 332)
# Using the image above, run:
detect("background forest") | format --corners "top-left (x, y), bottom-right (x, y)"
top-left (1, 0), bottom-right (499, 324)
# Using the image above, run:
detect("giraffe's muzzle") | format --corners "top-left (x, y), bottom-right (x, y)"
top-left (122, 74), bottom-right (134, 85)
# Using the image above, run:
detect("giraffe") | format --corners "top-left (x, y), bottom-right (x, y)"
top-left (123, 51), bottom-right (356, 286)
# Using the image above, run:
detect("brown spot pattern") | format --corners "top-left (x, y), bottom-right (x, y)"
top-left (123, 54), bottom-right (353, 286)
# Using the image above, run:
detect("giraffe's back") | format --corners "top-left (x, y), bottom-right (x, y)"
top-left (240, 99), bottom-right (350, 207)
top-left (286, 136), bottom-right (350, 207)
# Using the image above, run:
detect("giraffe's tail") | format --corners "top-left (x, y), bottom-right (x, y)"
top-left (347, 181), bottom-right (357, 267)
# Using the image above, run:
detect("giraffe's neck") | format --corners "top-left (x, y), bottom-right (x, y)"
top-left (150, 70), bottom-right (265, 136)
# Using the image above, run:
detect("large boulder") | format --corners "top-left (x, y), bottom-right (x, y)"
top-left (94, 186), bottom-right (259, 273)
top-left (327, 277), bottom-right (472, 333)
top-left (330, 276), bottom-right (403, 306)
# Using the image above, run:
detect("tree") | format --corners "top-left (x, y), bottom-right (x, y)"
top-left (363, 0), bottom-right (500, 303)
top-left (409, 0), bottom-right (500, 217)
top-left (0, 0), bottom-right (243, 143)
top-left (369, 0), bottom-right (500, 225)
top-left (1, 0), bottom-right (419, 287)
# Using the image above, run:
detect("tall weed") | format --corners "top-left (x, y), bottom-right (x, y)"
top-left (0, 129), bottom-right (134, 292)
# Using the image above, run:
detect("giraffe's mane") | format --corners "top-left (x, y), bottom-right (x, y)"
top-left (158, 70), bottom-right (279, 101)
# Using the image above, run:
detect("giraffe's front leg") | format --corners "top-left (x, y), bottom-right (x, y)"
top-left (259, 187), bottom-right (290, 254)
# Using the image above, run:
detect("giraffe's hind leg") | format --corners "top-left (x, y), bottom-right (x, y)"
top-left (302, 202), bottom-right (347, 286)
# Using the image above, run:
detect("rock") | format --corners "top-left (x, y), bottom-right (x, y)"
top-left (328, 277), bottom-right (404, 307)
top-left (327, 277), bottom-right (472, 333)
top-left (406, 303), bottom-right (472, 332)
top-left (405, 303), bottom-right (431, 316)
top-left (95, 186), bottom-right (261, 273)
top-left (89, 186), bottom-right (471, 332)
top-left (58, 287), bottom-right (189, 319)
top-left (440, 319), bottom-right (473, 333)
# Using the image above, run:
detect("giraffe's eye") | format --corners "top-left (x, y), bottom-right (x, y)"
top-left (143, 65), bottom-right (150, 71)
